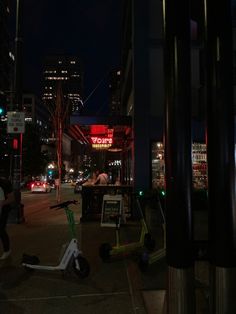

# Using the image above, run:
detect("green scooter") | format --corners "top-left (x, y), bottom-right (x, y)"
top-left (22, 200), bottom-right (90, 278)
top-left (99, 195), bottom-right (155, 262)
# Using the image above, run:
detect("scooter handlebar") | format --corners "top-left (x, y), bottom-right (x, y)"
top-left (50, 200), bottom-right (77, 209)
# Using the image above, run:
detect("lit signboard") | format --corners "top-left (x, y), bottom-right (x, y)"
top-left (91, 136), bottom-right (113, 149)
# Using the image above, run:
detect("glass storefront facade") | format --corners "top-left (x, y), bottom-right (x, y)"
top-left (152, 142), bottom-right (207, 190)
top-left (152, 142), bottom-right (165, 189)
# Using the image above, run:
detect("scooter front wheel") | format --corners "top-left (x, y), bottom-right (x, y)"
top-left (73, 255), bottom-right (90, 278)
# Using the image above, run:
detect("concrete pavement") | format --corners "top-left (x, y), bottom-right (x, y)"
top-left (0, 190), bottom-right (151, 314)
top-left (0, 222), bottom-right (149, 314)
top-left (0, 187), bottom-right (209, 313)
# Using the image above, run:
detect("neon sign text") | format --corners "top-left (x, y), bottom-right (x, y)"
top-left (91, 136), bottom-right (113, 149)
top-left (91, 137), bottom-right (113, 145)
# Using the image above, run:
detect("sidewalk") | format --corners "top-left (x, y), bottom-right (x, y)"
top-left (0, 218), bottom-right (150, 314)
top-left (0, 198), bottom-right (209, 314)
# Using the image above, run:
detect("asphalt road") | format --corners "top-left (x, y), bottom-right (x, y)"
top-left (21, 183), bottom-right (82, 225)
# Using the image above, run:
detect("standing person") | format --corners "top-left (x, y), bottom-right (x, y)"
top-left (0, 175), bottom-right (15, 260)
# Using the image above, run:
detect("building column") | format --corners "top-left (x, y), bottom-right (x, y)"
top-left (132, 0), bottom-right (150, 193)
top-left (163, 0), bottom-right (195, 313)
top-left (204, 1), bottom-right (236, 313)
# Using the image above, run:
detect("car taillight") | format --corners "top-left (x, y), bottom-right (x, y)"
top-left (31, 184), bottom-right (34, 188)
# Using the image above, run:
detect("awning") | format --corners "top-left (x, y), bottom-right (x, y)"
top-left (66, 115), bottom-right (132, 149)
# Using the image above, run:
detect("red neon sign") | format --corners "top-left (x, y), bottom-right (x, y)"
top-left (91, 136), bottom-right (113, 145)
top-left (90, 125), bottom-right (107, 135)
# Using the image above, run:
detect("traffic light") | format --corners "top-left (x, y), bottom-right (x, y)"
top-left (0, 94), bottom-right (7, 117)
top-left (0, 105), bottom-right (6, 116)
top-left (138, 190), bottom-right (144, 196)
top-left (160, 189), bottom-right (166, 196)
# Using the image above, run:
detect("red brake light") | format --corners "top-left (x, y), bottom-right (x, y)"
top-left (13, 138), bottom-right (18, 150)
top-left (31, 184), bottom-right (34, 188)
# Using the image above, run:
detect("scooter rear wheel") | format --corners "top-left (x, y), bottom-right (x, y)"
top-left (73, 255), bottom-right (90, 278)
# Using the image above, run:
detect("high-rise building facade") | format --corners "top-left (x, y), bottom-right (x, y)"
top-left (42, 55), bottom-right (84, 115)
top-left (108, 69), bottom-right (121, 115)
top-left (22, 93), bottom-right (50, 133)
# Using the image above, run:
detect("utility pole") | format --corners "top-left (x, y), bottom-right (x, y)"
top-left (11, 0), bottom-right (24, 187)
top-left (7, 0), bottom-right (25, 223)
top-left (14, 0), bottom-right (23, 112)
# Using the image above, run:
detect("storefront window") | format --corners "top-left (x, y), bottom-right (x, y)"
top-left (151, 142), bottom-right (165, 189)
top-left (192, 143), bottom-right (207, 190)
top-left (151, 142), bottom-right (208, 190)
top-left (123, 149), bottom-right (133, 185)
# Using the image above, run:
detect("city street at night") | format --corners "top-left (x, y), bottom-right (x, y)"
top-left (0, 184), bottom-right (209, 314)
top-left (0, 184), bottom-right (148, 314)
top-left (1, 0), bottom-right (236, 312)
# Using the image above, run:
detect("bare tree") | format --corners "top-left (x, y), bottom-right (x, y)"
top-left (48, 82), bottom-right (70, 202)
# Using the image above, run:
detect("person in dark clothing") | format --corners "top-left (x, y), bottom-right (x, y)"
top-left (0, 176), bottom-right (15, 260)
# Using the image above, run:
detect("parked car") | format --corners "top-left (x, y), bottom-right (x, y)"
top-left (48, 179), bottom-right (56, 189)
top-left (31, 181), bottom-right (52, 193)
top-left (20, 180), bottom-right (34, 190)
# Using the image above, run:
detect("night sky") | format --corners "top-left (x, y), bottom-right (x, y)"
top-left (10, 0), bottom-right (122, 114)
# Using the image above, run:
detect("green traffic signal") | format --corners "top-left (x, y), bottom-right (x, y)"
top-left (0, 93), bottom-right (7, 116)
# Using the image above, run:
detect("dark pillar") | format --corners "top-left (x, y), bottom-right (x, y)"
top-left (204, 1), bottom-right (236, 312)
top-left (163, 0), bottom-right (195, 313)
top-left (14, 0), bottom-right (23, 111)
top-left (132, 0), bottom-right (150, 193)
top-left (10, 0), bottom-right (24, 223)
top-left (13, 0), bottom-right (24, 189)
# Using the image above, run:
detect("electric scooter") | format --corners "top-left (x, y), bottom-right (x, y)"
top-left (22, 200), bottom-right (90, 278)
top-left (99, 194), bottom-right (155, 262)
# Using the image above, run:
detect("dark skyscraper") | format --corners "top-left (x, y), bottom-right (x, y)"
top-left (108, 69), bottom-right (121, 115)
top-left (42, 55), bottom-right (84, 115)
